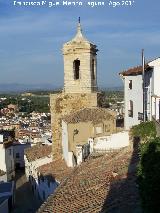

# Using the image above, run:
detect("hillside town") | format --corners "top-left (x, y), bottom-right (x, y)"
top-left (0, 19), bottom-right (160, 213)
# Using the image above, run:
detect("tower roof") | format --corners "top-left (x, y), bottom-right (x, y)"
top-left (64, 18), bottom-right (95, 46)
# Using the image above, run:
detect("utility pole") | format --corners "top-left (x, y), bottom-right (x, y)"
top-left (142, 49), bottom-right (145, 122)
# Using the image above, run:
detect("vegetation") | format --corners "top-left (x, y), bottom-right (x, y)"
top-left (0, 95), bottom-right (50, 113)
top-left (137, 137), bottom-right (160, 213)
top-left (131, 121), bottom-right (160, 212)
top-left (131, 121), bottom-right (156, 142)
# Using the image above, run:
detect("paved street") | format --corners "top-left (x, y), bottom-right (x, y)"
top-left (11, 171), bottom-right (41, 213)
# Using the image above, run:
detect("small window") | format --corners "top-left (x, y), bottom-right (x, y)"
top-left (95, 126), bottom-right (102, 134)
top-left (138, 112), bottom-right (143, 121)
top-left (129, 80), bottom-right (132, 89)
top-left (128, 100), bottom-right (133, 117)
top-left (92, 59), bottom-right (95, 80)
top-left (73, 59), bottom-right (80, 80)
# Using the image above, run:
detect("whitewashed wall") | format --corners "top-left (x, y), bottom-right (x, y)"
top-left (25, 155), bottom-right (52, 181)
top-left (14, 144), bottom-right (31, 168)
top-left (62, 121), bottom-right (70, 166)
top-left (0, 135), bottom-right (3, 143)
top-left (124, 75), bottom-right (143, 129)
top-left (0, 174), bottom-right (7, 182)
top-left (0, 198), bottom-right (8, 213)
top-left (149, 59), bottom-right (160, 96)
top-left (0, 144), bottom-right (6, 172)
top-left (5, 146), bottom-right (15, 180)
top-left (0, 144), bottom-right (14, 181)
top-left (94, 131), bottom-right (129, 151)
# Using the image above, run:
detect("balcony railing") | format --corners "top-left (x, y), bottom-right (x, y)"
top-left (128, 110), bottom-right (133, 117)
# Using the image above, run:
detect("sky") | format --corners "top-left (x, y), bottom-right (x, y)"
top-left (0, 0), bottom-right (160, 88)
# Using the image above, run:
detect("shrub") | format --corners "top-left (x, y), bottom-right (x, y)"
top-left (137, 137), bottom-right (160, 213)
top-left (131, 121), bottom-right (156, 142)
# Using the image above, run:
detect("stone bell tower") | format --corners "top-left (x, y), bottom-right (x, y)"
top-left (50, 18), bottom-right (101, 158)
top-left (63, 18), bottom-right (98, 93)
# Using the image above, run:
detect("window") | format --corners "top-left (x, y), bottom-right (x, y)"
top-left (138, 112), bottom-right (143, 121)
top-left (129, 80), bottom-right (132, 89)
top-left (16, 153), bottom-right (20, 158)
top-left (128, 100), bottom-right (133, 117)
top-left (73, 59), bottom-right (80, 80)
top-left (92, 59), bottom-right (95, 80)
top-left (95, 126), bottom-right (102, 134)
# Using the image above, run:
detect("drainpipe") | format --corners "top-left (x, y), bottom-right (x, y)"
top-left (142, 49), bottom-right (145, 122)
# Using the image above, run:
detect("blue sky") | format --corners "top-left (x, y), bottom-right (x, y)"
top-left (0, 0), bottom-right (160, 88)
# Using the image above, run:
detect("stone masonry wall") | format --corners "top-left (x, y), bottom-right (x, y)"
top-left (50, 92), bottom-right (103, 158)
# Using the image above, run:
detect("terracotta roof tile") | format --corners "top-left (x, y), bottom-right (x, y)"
top-left (62, 107), bottom-right (115, 124)
top-left (119, 64), bottom-right (150, 76)
top-left (25, 144), bottom-right (52, 162)
top-left (37, 147), bottom-right (140, 212)
top-left (37, 158), bottom-right (72, 182)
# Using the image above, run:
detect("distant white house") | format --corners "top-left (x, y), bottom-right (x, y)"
top-left (13, 141), bottom-right (31, 170)
top-left (120, 57), bottom-right (160, 130)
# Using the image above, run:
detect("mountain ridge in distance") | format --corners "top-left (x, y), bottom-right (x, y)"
top-left (0, 83), bottom-right (123, 93)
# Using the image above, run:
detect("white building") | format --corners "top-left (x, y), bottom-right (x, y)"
top-left (25, 144), bottom-right (72, 203)
top-left (0, 170), bottom-right (7, 182)
top-left (120, 57), bottom-right (160, 130)
top-left (0, 136), bottom-right (15, 181)
top-left (24, 144), bottom-right (52, 201)
top-left (35, 159), bottom-right (71, 202)
top-left (13, 141), bottom-right (31, 170)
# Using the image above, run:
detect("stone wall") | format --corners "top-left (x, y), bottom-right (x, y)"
top-left (50, 92), bottom-right (104, 158)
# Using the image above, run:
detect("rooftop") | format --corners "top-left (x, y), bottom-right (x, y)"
top-left (119, 64), bottom-right (151, 76)
top-left (37, 146), bottom-right (140, 213)
top-left (25, 144), bottom-right (52, 162)
top-left (37, 158), bottom-right (72, 183)
top-left (62, 107), bottom-right (115, 124)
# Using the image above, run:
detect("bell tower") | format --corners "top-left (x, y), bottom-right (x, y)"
top-left (63, 18), bottom-right (98, 93)
top-left (50, 18), bottom-right (101, 158)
